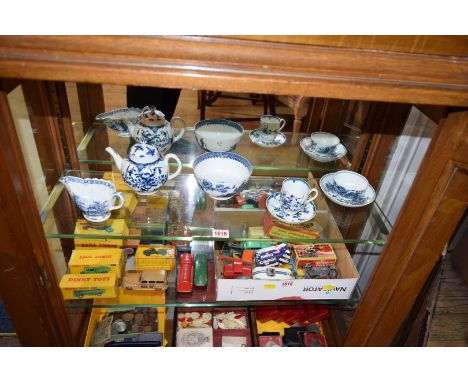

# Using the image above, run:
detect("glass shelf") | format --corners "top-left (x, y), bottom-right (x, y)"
top-left (41, 170), bottom-right (391, 245)
top-left (77, 123), bottom-right (354, 176)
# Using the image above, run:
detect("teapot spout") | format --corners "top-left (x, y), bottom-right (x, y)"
top-left (105, 147), bottom-right (123, 171)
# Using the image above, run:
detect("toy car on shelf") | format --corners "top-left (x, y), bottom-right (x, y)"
top-left (123, 270), bottom-right (168, 291)
top-left (143, 247), bottom-right (170, 256)
top-left (220, 251), bottom-right (253, 279)
top-left (73, 289), bottom-right (106, 298)
top-left (80, 266), bottom-right (112, 274)
top-left (303, 264), bottom-right (338, 279)
top-left (194, 254), bottom-right (208, 287)
top-left (177, 253), bottom-right (194, 293)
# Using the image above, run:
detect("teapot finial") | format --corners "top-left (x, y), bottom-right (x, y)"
top-left (141, 106), bottom-right (166, 127)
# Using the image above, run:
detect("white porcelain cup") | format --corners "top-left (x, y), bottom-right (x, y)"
top-left (310, 132), bottom-right (340, 155)
top-left (261, 115), bottom-right (285, 132)
top-left (333, 171), bottom-right (369, 199)
top-left (280, 177), bottom-right (318, 212)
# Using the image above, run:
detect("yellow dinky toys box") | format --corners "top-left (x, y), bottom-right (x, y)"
top-left (102, 172), bottom-right (132, 192)
top-left (292, 244), bottom-right (337, 268)
top-left (60, 273), bottom-right (117, 299)
top-left (135, 245), bottom-right (176, 271)
top-left (74, 219), bottom-right (129, 248)
top-left (123, 191), bottom-right (138, 214)
top-left (68, 248), bottom-right (124, 278)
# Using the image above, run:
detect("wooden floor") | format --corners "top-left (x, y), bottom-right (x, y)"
top-left (425, 255), bottom-right (468, 346)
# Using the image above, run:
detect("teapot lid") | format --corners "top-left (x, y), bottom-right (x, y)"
top-left (140, 106), bottom-right (166, 127)
top-left (128, 143), bottom-right (161, 164)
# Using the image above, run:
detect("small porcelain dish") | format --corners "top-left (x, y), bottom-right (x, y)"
top-left (194, 119), bottom-right (244, 152)
top-left (333, 170), bottom-right (369, 199)
top-left (192, 152), bottom-right (252, 200)
top-left (95, 107), bottom-right (142, 137)
top-left (319, 172), bottom-right (376, 208)
top-left (309, 132), bottom-right (340, 155)
top-left (249, 128), bottom-right (286, 148)
top-left (300, 137), bottom-right (347, 163)
top-left (266, 192), bottom-right (317, 224)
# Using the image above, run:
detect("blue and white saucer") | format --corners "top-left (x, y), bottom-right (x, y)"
top-left (249, 128), bottom-right (286, 148)
top-left (300, 137), bottom-right (347, 163)
top-left (266, 192), bottom-right (316, 224)
top-left (319, 173), bottom-right (376, 208)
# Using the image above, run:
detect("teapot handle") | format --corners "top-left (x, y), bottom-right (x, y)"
top-left (110, 192), bottom-right (125, 211)
top-left (165, 153), bottom-right (182, 181)
top-left (171, 117), bottom-right (186, 143)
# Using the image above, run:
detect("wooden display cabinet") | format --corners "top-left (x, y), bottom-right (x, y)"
top-left (0, 36), bottom-right (467, 346)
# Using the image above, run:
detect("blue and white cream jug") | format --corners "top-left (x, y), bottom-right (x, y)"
top-left (59, 176), bottom-right (125, 222)
top-left (106, 143), bottom-right (182, 195)
top-left (125, 106), bottom-right (186, 154)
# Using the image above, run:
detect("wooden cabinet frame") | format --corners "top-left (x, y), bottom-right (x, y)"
top-left (0, 36), bottom-right (466, 346)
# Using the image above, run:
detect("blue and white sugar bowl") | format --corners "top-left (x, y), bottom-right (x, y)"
top-left (309, 132), bottom-right (340, 155)
top-left (106, 143), bottom-right (182, 195)
top-left (332, 170), bottom-right (369, 200)
top-left (193, 151), bottom-right (252, 200)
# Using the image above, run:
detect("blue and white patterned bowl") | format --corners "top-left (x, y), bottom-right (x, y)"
top-left (319, 172), bottom-right (375, 208)
top-left (192, 152), bottom-right (252, 200)
top-left (300, 137), bottom-right (347, 163)
top-left (309, 132), bottom-right (340, 155)
top-left (95, 107), bottom-right (143, 137)
top-left (194, 119), bottom-right (244, 152)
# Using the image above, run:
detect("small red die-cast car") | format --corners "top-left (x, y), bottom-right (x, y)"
top-left (177, 252), bottom-right (194, 293)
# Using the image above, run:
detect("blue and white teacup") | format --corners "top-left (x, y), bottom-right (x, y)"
top-left (309, 132), bottom-right (340, 155)
top-left (260, 115), bottom-right (286, 142)
top-left (280, 178), bottom-right (318, 213)
top-left (332, 171), bottom-right (369, 200)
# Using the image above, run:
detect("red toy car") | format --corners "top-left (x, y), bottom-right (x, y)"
top-left (222, 250), bottom-right (253, 279)
top-left (177, 253), bottom-right (194, 293)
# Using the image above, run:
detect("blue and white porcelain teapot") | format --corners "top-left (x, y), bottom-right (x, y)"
top-left (105, 143), bottom-right (182, 195)
top-left (126, 106), bottom-right (186, 154)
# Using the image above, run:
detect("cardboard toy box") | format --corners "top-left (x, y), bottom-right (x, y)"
top-left (263, 212), bottom-right (321, 240)
top-left (292, 244), bottom-right (337, 268)
top-left (60, 273), bottom-right (117, 299)
top-left (214, 242), bottom-right (358, 301)
top-left (68, 248), bottom-right (124, 278)
top-left (84, 289), bottom-right (166, 346)
top-left (102, 172), bottom-right (132, 192)
top-left (135, 244), bottom-right (176, 270)
top-left (74, 219), bottom-right (129, 248)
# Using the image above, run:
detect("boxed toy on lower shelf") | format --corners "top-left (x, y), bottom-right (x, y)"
top-left (214, 241), bottom-right (359, 301)
top-left (175, 308), bottom-right (251, 347)
top-left (84, 306), bottom-right (166, 347)
top-left (74, 218), bottom-right (129, 248)
top-left (253, 305), bottom-right (329, 347)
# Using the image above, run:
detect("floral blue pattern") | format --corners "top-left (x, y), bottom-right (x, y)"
top-left (267, 192), bottom-right (316, 224)
top-left (324, 182), bottom-right (367, 205)
top-left (135, 123), bottom-right (173, 152)
top-left (249, 129), bottom-right (286, 148)
top-left (123, 160), bottom-right (168, 194)
top-left (319, 173), bottom-right (375, 208)
top-left (193, 152), bottom-right (252, 199)
top-left (60, 176), bottom-right (124, 222)
top-left (95, 107), bottom-right (142, 137)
